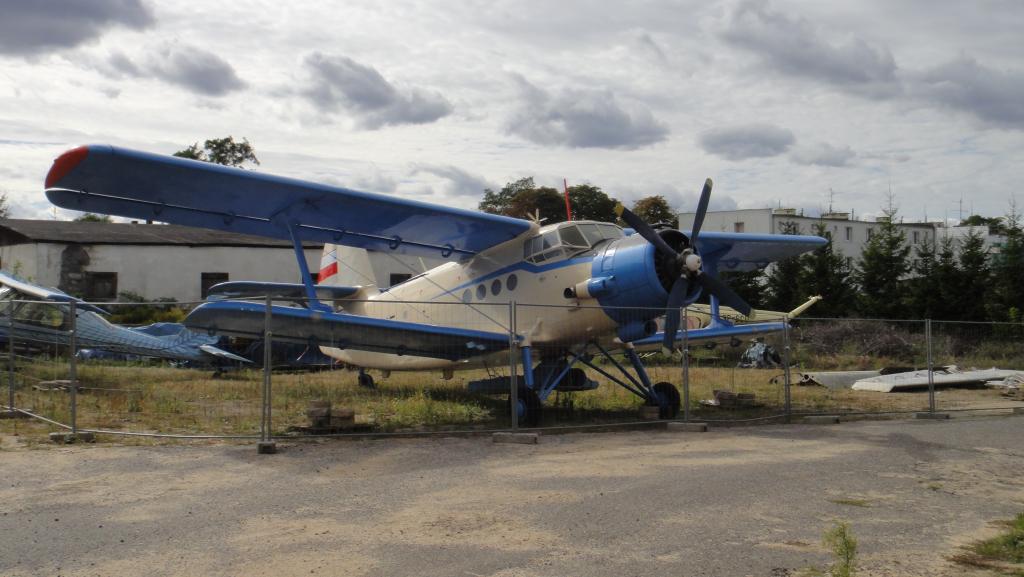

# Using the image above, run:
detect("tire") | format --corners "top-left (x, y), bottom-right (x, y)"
top-left (357, 372), bottom-right (375, 389)
top-left (652, 381), bottom-right (681, 419)
top-left (508, 385), bottom-right (542, 427)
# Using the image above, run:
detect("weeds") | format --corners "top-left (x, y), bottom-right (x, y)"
top-left (823, 521), bottom-right (858, 577)
top-left (952, 513), bottom-right (1024, 574)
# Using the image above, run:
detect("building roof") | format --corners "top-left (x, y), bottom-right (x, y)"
top-left (0, 219), bottom-right (323, 248)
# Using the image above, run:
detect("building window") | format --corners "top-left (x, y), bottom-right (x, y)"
top-left (84, 272), bottom-right (118, 300)
top-left (845, 227), bottom-right (852, 241)
top-left (200, 272), bottom-right (229, 299)
top-left (867, 228), bottom-right (873, 240)
top-left (913, 231), bottom-right (920, 244)
top-left (389, 273), bottom-right (412, 287)
top-left (734, 222), bottom-right (745, 233)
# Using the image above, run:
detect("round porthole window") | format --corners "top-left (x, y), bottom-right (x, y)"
top-left (461, 289), bottom-right (472, 303)
top-left (491, 278), bottom-right (502, 296)
top-left (506, 274), bottom-right (518, 291)
top-left (476, 284), bottom-right (486, 300)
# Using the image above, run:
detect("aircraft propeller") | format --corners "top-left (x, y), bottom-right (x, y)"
top-left (615, 178), bottom-right (753, 354)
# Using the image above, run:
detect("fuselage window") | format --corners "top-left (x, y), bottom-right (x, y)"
top-left (461, 289), bottom-right (471, 303)
top-left (476, 284), bottom-right (486, 300)
top-left (506, 274), bottom-right (518, 291)
top-left (491, 278), bottom-right (502, 296)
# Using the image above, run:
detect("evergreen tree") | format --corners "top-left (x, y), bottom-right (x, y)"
top-left (907, 236), bottom-right (940, 319)
top-left (986, 207), bottom-right (1024, 322)
top-left (855, 207), bottom-right (911, 319)
top-left (932, 234), bottom-right (962, 320)
top-left (719, 270), bottom-right (765, 310)
top-left (764, 221), bottom-right (804, 312)
top-left (955, 229), bottom-right (990, 321)
top-left (797, 222), bottom-right (855, 317)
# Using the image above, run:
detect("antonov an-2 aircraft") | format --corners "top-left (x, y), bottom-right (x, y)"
top-left (44, 145), bottom-right (825, 424)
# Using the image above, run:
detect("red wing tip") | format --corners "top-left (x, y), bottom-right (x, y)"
top-left (45, 145), bottom-right (90, 189)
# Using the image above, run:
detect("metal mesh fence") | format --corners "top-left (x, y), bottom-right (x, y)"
top-left (5, 294), bottom-right (1024, 444)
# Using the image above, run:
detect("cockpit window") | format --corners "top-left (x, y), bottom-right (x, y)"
top-left (523, 221), bottom-right (625, 264)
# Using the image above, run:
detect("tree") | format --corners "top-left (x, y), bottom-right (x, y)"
top-left (960, 214), bottom-right (1006, 236)
top-left (797, 222), bottom-right (856, 317)
top-left (986, 206), bottom-right (1024, 322)
top-left (764, 221), bottom-right (804, 312)
top-left (480, 177), bottom-right (535, 216)
top-left (567, 184), bottom-right (617, 223)
top-left (631, 195), bottom-right (678, 228)
top-left (507, 186), bottom-right (566, 223)
top-left (174, 136), bottom-right (260, 168)
top-left (855, 208), bottom-right (911, 319)
top-left (75, 213), bottom-right (112, 222)
top-left (955, 229), bottom-right (990, 321)
top-left (719, 270), bottom-right (765, 310)
top-left (0, 191), bottom-right (9, 219)
top-left (907, 237), bottom-right (941, 319)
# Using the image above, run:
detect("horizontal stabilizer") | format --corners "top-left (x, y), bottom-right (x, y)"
top-left (185, 301), bottom-right (511, 361)
top-left (206, 281), bottom-right (360, 303)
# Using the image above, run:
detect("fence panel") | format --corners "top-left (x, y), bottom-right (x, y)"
top-left (786, 318), bottom-right (930, 416)
top-left (929, 320), bottom-right (1024, 412)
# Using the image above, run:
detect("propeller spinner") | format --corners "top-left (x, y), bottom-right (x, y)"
top-left (615, 178), bottom-right (753, 355)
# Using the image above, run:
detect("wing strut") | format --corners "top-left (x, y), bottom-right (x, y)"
top-left (286, 221), bottom-right (331, 313)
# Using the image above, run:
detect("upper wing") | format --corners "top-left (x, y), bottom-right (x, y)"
top-left (689, 232), bottom-right (827, 271)
top-left (185, 301), bottom-right (511, 361)
top-left (0, 271), bottom-right (108, 314)
top-left (45, 145), bottom-right (533, 260)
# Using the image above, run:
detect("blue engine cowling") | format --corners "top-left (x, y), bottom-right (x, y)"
top-left (588, 230), bottom-right (694, 330)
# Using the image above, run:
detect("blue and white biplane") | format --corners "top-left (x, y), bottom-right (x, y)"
top-left (0, 271), bottom-right (249, 365)
top-left (44, 145), bottom-right (825, 423)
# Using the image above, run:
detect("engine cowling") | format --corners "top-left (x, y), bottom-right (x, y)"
top-left (586, 230), bottom-right (690, 326)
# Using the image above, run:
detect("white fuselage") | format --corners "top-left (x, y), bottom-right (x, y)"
top-left (320, 222), bottom-right (622, 371)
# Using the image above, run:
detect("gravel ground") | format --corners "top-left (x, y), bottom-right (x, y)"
top-left (2, 414), bottom-right (1023, 576)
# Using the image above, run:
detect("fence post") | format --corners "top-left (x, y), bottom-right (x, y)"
top-left (7, 308), bottom-right (14, 411)
top-left (509, 300), bottom-right (518, 431)
top-left (782, 314), bottom-right (792, 422)
top-left (68, 301), bottom-right (78, 436)
top-left (926, 318), bottom-right (935, 414)
top-left (682, 306), bottom-right (690, 422)
top-left (258, 295), bottom-right (276, 454)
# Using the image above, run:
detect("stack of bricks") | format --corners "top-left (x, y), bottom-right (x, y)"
top-left (305, 400), bottom-right (356, 430)
top-left (713, 389), bottom-right (757, 408)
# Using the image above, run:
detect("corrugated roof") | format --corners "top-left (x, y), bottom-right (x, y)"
top-left (0, 219), bottom-right (323, 248)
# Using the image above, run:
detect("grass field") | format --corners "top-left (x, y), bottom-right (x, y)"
top-left (2, 345), bottom-right (1020, 445)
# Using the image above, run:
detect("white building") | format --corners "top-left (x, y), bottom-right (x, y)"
top-left (677, 208), bottom-right (937, 266)
top-left (0, 219), bottom-right (324, 303)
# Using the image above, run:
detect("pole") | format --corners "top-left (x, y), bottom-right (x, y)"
top-left (68, 301), bottom-right (78, 435)
top-left (782, 314), bottom-right (792, 422)
top-left (926, 319), bottom-right (935, 413)
top-left (262, 295), bottom-right (272, 442)
top-left (7, 308), bottom-right (14, 411)
top-left (682, 306), bottom-right (690, 422)
top-left (509, 301), bottom-right (518, 431)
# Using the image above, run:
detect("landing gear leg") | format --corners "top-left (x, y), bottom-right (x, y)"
top-left (357, 369), bottom-right (375, 389)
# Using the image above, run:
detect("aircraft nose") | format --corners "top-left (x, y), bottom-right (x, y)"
top-left (45, 145), bottom-right (90, 189)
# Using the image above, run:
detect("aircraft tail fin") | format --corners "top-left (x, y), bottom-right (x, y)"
top-left (787, 295), bottom-right (823, 318)
top-left (318, 244), bottom-right (380, 295)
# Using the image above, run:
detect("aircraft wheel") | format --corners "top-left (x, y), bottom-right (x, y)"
top-left (509, 385), bottom-right (542, 427)
top-left (652, 382), bottom-right (681, 419)
top-left (358, 371), bottom-right (375, 389)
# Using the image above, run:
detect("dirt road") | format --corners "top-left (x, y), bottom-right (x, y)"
top-left (2, 415), bottom-right (1023, 576)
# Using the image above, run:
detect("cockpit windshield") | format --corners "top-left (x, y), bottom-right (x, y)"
top-left (523, 221), bottom-right (623, 264)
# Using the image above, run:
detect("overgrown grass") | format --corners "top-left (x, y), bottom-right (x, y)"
top-left (952, 513), bottom-right (1024, 575)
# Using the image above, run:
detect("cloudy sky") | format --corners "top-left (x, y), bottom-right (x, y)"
top-left (2, 0), bottom-right (1022, 223)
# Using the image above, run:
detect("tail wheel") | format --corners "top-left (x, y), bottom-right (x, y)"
top-left (508, 385), bottom-right (542, 427)
top-left (357, 371), bottom-right (375, 389)
top-left (652, 382), bottom-right (681, 419)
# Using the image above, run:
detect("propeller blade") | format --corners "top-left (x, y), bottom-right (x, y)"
top-left (615, 203), bottom-right (679, 259)
top-left (697, 273), bottom-right (753, 317)
top-left (661, 277), bottom-right (689, 353)
top-left (689, 178), bottom-right (713, 249)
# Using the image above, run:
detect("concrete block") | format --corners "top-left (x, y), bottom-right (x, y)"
top-left (666, 422), bottom-right (707, 432)
top-left (914, 412), bottom-right (951, 420)
top-left (638, 406), bottom-right (661, 420)
top-left (257, 441), bottom-right (277, 454)
top-left (308, 400), bottom-right (331, 409)
top-left (49, 432), bottom-right (95, 444)
top-left (305, 407), bottom-right (331, 418)
top-left (802, 415), bottom-right (841, 424)
top-left (492, 432), bottom-right (539, 444)
top-left (0, 409), bottom-right (29, 420)
top-left (1012, 407), bottom-right (1024, 415)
